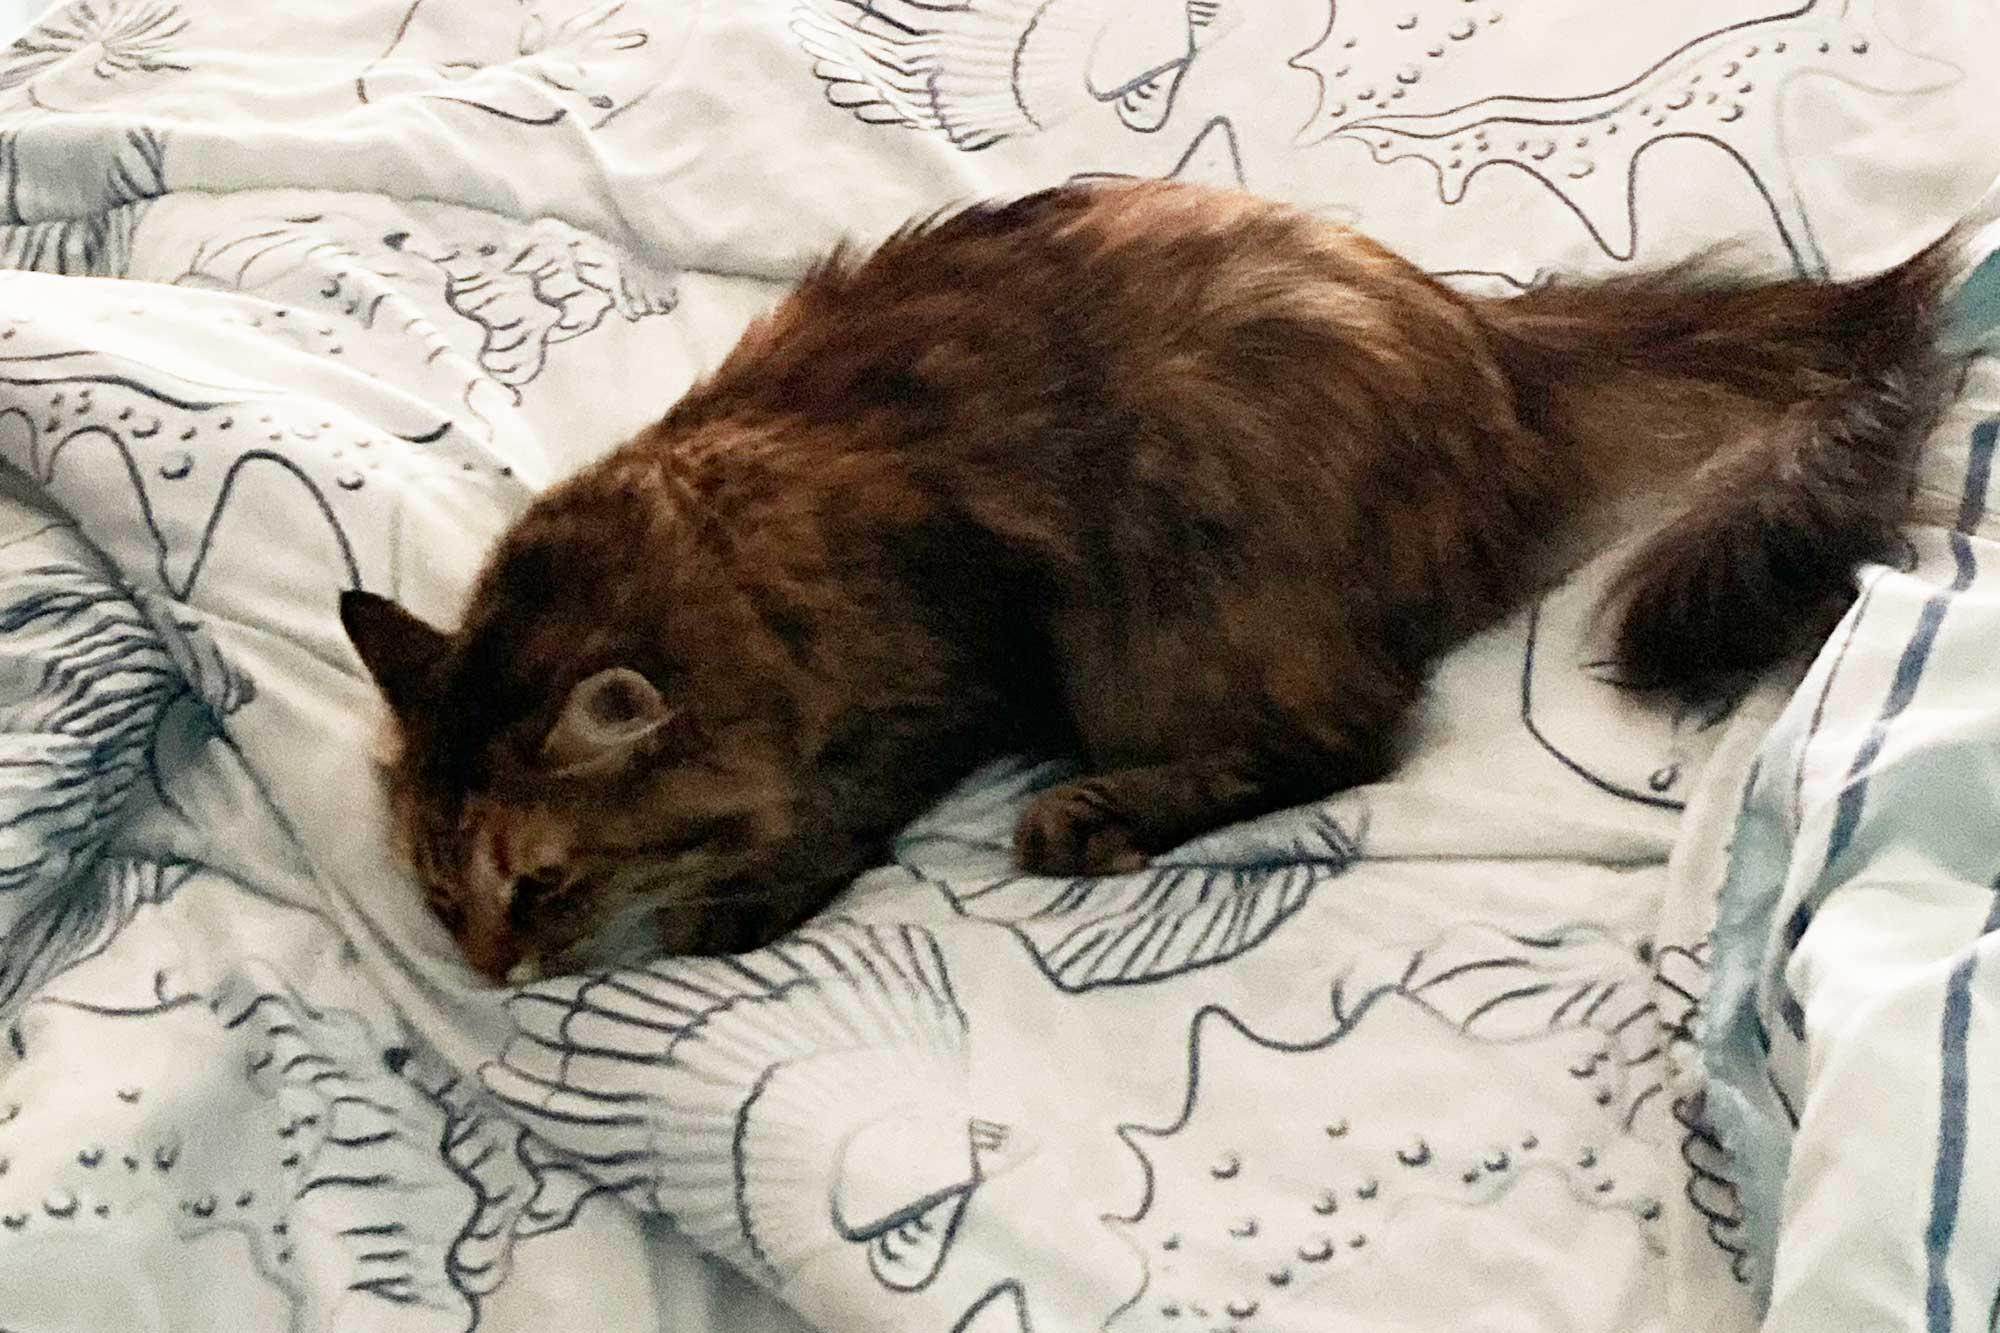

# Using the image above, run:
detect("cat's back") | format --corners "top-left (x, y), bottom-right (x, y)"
top-left (645, 179), bottom-right (1525, 617)
top-left (668, 180), bottom-right (1481, 445)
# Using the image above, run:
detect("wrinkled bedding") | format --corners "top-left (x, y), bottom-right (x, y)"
top-left (0, 1), bottom-right (1996, 1330)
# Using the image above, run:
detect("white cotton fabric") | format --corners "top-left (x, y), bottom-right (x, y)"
top-left (0, 2), bottom-right (1995, 1330)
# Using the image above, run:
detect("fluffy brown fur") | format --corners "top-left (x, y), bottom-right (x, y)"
top-left (340, 179), bottom-right (1958, 980)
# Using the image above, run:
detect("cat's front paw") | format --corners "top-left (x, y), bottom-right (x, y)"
top-left (1014, 781), bottom-right (1151, 877)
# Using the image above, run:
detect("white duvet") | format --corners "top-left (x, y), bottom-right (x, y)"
top-left (0, 2), bottom-right (1995, 1331)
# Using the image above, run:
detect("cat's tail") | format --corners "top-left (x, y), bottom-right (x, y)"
top-left (1479, 229), bottom-right (1969, 694)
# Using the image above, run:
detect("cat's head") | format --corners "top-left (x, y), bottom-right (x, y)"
top-left (337, 469), bottom-right (806, 981)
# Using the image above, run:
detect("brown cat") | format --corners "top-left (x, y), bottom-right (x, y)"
top-left (340, 179), bottom-right (1958, 981)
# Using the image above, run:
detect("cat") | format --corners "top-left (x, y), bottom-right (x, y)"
top-left (340, 178), bottom-right (1960, 981)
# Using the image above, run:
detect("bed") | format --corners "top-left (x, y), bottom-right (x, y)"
top-left (0, 1), bottom-right (1996, 1329)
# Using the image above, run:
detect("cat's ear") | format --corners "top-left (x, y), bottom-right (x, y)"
top-left (543, 667), bottom-right (672, 775)
top-left (339, 590), bottom-right (449, 718)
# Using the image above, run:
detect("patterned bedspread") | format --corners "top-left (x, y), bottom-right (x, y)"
top-left (0, 2), bottom-right (1994, 1330)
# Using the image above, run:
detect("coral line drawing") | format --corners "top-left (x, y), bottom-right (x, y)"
top-left (0, 564), bottom-right (208, 894)
top-left (0, 0), bottom-right (191, 110)
top-left (1650, 939), bottom-right (1753, 1283)
top-left (201, 974), bottom-right (490, 1324)
top-left (170, 217), bottom-right (409, 322)
top-left (0, 858), bottom-right (196, 1015)
top-left (383, 219), bottom-right (678, 397)
top-left (390, 1040), bottom-right (612, 1308)
top-left (0, 343), bottom-right (458, 602)
top-left (1676, 1090), bottom-right (1752, 1282)
top-left (0, 552), bottom-right (253, 1014)
top-left (167, 210), bottom-right (528, 438)
top-left (0, 200), bottom-right (148, 278)
top-left (169, 210), bottom-right (677, 426)
top-left (792, 0), bottom-right (1231, 150)
top-left (1106, 924), bottom-right (1677, 1329)
top-left (0, 954), bottom-right (526, 1329)
top-left (0, 126), bottom-right (167, 226)
top-left (1291, 0), bottom-right (1963, 270)
top-left (356, 0), bottom-right (659, 132)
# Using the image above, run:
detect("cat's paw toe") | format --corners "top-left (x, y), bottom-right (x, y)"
top-left (1015, 783), bottom-right (1150, 877)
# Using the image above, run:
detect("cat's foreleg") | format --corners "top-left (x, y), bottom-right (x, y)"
top-left (1012, 753), bottom-right (1323, 877)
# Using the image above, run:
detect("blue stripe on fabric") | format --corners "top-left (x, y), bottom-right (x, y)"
top-left (1798, 516), bottom-right (1984, 920)
top-left (1960, 420), bottom-right (1996, 533)
top-left (1777, 992), bottom-right (1806, 1044)
top-left (1701, 750), bottom-right (1807, 1304)
top-left (1823, 562), bottom-right (1965, 870)
top-left (1767, 1067), bottom-right (1801, 1130)
top-left (1926, 955), bottom-right (1977, 1331)
top-left (1923, 879), bottom-right (2000, 1333)
top-left (1795, 571), bottom-right (1888, 829)
top-left (1703, 408), bottom-right (1999, 1306)
top-left (1815, 415), bottom-right (1996, 890)
top-left (1777, 528), bottom-right (1981, 1040)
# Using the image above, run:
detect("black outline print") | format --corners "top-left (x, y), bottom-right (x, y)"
top-left (169, 211), bottom-right (520, 438)
top-left (953, 1278), bottom-right (1035, 1332)
top-left (0, 200), bottom-right (148, 278)
top-left (1518, 593), bottom-right (1743, 812)
top-left (0, 358), bottom-right (365, 596)
top-left (1649, 938), bottom-right (1751, 1283)
top-left (0, 0), bottom-right (191, 112)
top-left (0, 560), bottom-right (200, 884)
top-left (0, 858), bottom-right (196, 1016)
top-left (355, 0), bottom-right (656, 133)
top-left (0, 957), bottom-right (302, 1318)
top-left (791, 0), bottom-right (1230, 150)
top-left (171, 218), bottom-right (413, 325)
top-left (201, 975), bottom-right (515, 1326)
top-left (829, 1115), bottom-right (1010, 1293)
top-left (390, 1041), bottom-right (616, 1323)
top-left (484, 920), bottom-right (1007, 1300)
top-left (1675, 1090), bottom-right (1752, 1283)
top-left (1165, 114), bottom-right (1245, 186)
top-left (1291, 0), bottom-right (1962, 271)
top-left (0, 125), bottom-right (164, 276)
top-left (1068, 113), bottom-right (1248, 191)
top-left (170, 210), bottom-right (677, 425)
top-left (0, 953), bottom-right (516, 1329)
top-left (0, 549), bottom-right (253, 1015)
top-left (1105, 923), bottom-right (1676, 1328)
top-left (382, 219), bottom-right (678, 399)
top-left (896, 761), bottom-right (1364, 992)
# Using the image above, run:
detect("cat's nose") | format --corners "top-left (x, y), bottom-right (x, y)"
top-left (460, 923), bottom-right (524, 984)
